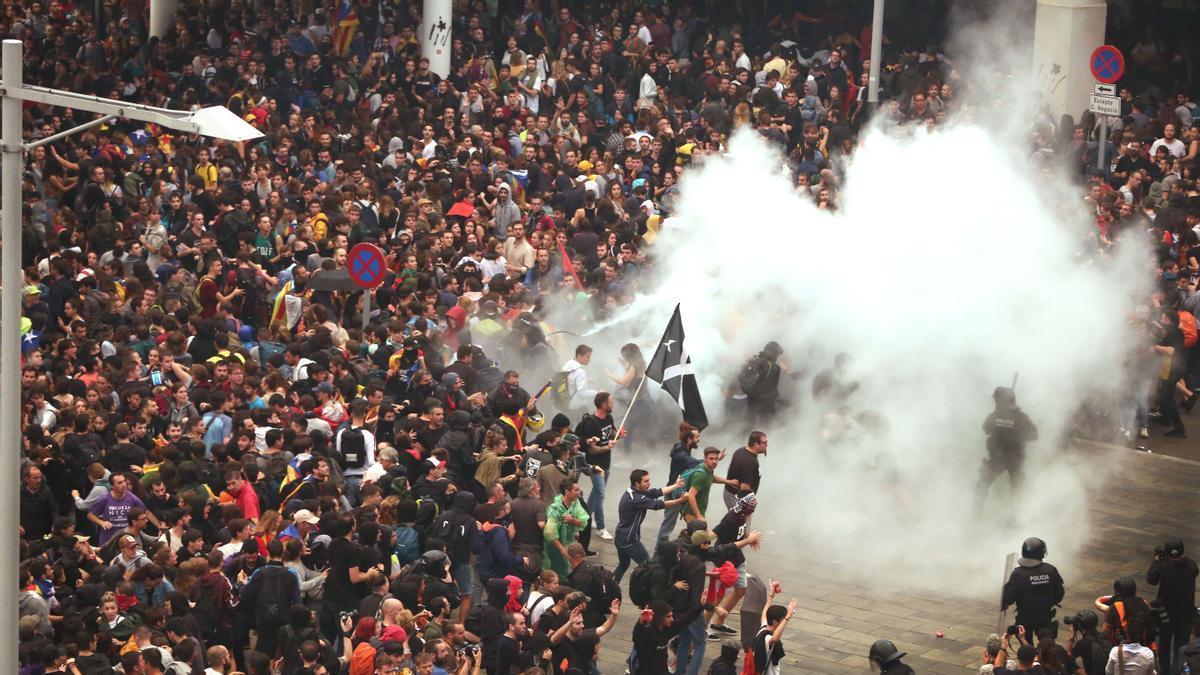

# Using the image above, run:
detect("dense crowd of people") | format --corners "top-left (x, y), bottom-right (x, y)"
top-left (7, 0), bottom-right (1200, 672)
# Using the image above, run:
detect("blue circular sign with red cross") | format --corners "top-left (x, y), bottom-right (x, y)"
top-left (1090, 45), bottom-right (1125, 84)
top-left (347, 243), bottom-right (386, 289)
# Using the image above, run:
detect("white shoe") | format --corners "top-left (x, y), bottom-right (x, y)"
top-left (598, 528), bottom-right (613, 541)
top-left (1140, 427), bottom-right (1150, 438)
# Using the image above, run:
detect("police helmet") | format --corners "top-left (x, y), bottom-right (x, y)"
top-left (1021, 537), bottom-right (1047, 561)
top-left (421, 549), bottom-right (448, 574)
top-left (868, 639), bottom-right (906, 666)
top-left (993, 386), bottom-right (1016, 406)
top-left (1113, 576), bottom-right (1137, 598)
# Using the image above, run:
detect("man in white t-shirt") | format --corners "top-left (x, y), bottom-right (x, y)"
top-left (1150, 123), bottom-right (1187, 159)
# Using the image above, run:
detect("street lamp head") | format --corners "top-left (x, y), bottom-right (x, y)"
top-left (184, 105), bottom-right (264, 142)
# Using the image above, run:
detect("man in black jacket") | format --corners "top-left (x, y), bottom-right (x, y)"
top-left (1147, 537), bottom-right (1198, 675)
top-left (239, 539), bottom-right (301, 658)
top-left (631, 600), bottom-right (705, 675)
top-left (439, 410), bottom-right (477, 491)
top-left (19, 465), bottom-right (59, 541)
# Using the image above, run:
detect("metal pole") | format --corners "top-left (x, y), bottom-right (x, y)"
top-left (362, 289), bottom-right (371, 332)
top-left (867, 0), bottom-right (885, 111)
top-left (1096, 118), bottom-right (1108, 173)
top-left (1, 38), bottom-right (24, 675)
top-left (615, 375), bottom-right (648, 438)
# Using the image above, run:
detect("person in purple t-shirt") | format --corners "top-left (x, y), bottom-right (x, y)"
top-left (88, 474), bottom-right (146, 547)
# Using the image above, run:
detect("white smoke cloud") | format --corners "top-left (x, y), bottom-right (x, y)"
top-left (581, 117), bottom-right (1149, 595)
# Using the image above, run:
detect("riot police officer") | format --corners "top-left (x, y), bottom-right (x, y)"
top-left (1147, 537), bottom-right (1198, 675)
top-left (1002, 537), bottom-right (1065, 641)
top-left (976, 387), bottom-right (1038, 505)
top-left (868, 639), bottom-right (915, 674)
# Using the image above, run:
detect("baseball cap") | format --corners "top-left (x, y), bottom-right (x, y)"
top-left (577, 160), bottom-right (593, 172)
top-left (313, 381), bottom-right (336, 394)
top-left (156, 263), bottom-right (179, 283)
top-left (691, 530), bottom-right (717, 546)
top-left (292, 509), bottom-right (319, 525)
top-left (22, 285), bottom-right (40, 296)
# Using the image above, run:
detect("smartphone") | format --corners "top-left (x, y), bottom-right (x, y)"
top-left (150, 370), bottom-right (163, 386)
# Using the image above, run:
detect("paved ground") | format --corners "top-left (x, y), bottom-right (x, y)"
top-left (585, 440), bottom-right (1200, 673)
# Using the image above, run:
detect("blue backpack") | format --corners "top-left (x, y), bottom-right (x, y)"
top-left (394, 525), bottom-right (421, 565)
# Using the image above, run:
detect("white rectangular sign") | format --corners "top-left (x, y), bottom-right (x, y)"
top-left (1089, 93), bottom-right (1121, 116)
top-left (1094, 82), bottom-right (1116, 95)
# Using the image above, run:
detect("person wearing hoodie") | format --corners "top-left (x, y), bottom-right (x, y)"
top-left (658, 423), bottom-right (721, 547)
top-left (473, 501), bottom-right (529, 585)
top-left (490, 184), bottom-right (522, 240)
top-left (440, 410), bottom-right (478, 491)
top-left (431, 490), bottom-right (480, 622)
top-left (193, 550), bottom-right (235, 647)
top-left (478, 577), bottom-right (512, 670)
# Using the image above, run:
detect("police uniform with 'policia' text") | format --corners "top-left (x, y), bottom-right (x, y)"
top-left (977, 387), bottom-right (1038, 498)
top-left (1002, 537), bottom-right (1065, 640)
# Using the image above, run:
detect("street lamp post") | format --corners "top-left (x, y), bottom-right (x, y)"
top-left (0, 38), bottom-right (262, 670)
top-left (867, 0), bottom-right (885, 114)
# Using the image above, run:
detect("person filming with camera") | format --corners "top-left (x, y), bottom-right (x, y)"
top-left (1147, 538), bottom-right (1198, 675)
top-left (1064, 609), bottom-right (1108, 675)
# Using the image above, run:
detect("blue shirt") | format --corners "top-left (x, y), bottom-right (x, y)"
top-left (203, 411), bottom-right (232, 456)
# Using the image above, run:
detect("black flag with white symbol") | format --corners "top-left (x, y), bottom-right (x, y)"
top-left (645, 304), bottom-right (708, 430)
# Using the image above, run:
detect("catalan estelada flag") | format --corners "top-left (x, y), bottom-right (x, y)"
top-left (332, 0), bottom-right (359, 56)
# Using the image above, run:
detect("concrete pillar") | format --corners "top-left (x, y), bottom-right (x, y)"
top-left (421, 0), bottom-right (452, 78)
top-left (1031, 0), bottom-right (1108, 124)
top-left (149, 0), bottom-right (177, 39)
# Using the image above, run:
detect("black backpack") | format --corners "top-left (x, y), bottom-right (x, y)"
top-left (628, 560), bottom-right (657, 607)
top-left (254, 565), bottom-right (294, 627)
top-left (576, 562), bottom-right (621, 610)
top-left (431, 511), bottom-right (473, 566)
top-left (738, 357), bottom-right (773, 397)
top-left (339, 427), bottom-right (368, 469)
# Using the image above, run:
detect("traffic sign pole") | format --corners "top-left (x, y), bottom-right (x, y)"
top-left (1088, 45), bottom-right (1125, 176)
top-left (346, 242), bottom-right (386, 331)
top-left (363, 288), bottom-right (371, 332)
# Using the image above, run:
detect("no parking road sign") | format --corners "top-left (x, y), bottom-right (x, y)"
top-left (347, 243), bottom-right (386, 289)
top-left (1089, 45), bottom-right (1125, 84)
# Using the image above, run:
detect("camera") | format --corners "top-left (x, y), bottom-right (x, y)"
top-left (457, 643), bottom-right (480, 658)
top-left (339, 610), bottom-right (358, 624)
top-left (1005, 625), bottom-right (1020, 636)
